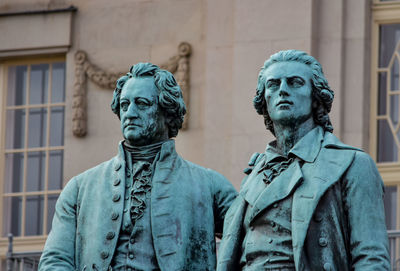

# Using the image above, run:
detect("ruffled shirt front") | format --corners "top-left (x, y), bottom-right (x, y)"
top-left (111, 141), bottom-right (167, 271)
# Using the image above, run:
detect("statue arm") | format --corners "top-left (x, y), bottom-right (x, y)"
top-left (343, 151), bottom-right (390, 270)
top-left (39, 177), bottom-right (79, 270)
top-left (210, 170), bottom-right (238, 237)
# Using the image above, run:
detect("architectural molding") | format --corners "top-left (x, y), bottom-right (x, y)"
top-left (72, 42), bottom-right (192, 137)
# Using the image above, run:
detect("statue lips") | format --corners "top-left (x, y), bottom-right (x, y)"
top-left (124, 122), bottom-right (141, 129)
top-left (276, 100), bottom-right (293, 109)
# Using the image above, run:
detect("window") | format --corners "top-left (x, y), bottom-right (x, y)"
top-left (371, 2), bottom-right (400, 267)
top-left (0, 57), bottom-right (65, 241)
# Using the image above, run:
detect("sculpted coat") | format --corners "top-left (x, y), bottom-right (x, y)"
top-left (217, 127), bottom-right (390, 271)
top-left (39, 140), bottom-right (237, 271)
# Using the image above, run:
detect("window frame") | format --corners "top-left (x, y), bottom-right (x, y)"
top-left (371, 2), bottom-right (400, 183)
top-left (0, 55), bottom-right (65, 256)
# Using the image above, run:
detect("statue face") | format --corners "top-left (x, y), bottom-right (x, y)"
top-left (119, 77), bottom-right (168, 146)
top-left (263, 61), bottom-right (314, 127)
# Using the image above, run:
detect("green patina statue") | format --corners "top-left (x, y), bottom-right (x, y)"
top-left (39, 63), bottom-right (237, 271)
top-left (217, 50), bottom-right (390, 271)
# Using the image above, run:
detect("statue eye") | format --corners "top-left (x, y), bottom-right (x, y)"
top-left (266, 79), bottom-right (280, 90)
top-left (120, 101), bottom-right (129, 111)
top-left (136, 98), bottom-right (152, 107)
top-left (289, 77), bottom-right (305, 88)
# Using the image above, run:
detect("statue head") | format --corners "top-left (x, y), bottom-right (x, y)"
top-left (111, 63), bottom-right (186, 146)
top-left (253, 50), bottom-right (334, 135)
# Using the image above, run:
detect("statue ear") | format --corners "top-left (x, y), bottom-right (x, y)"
top-left (312, 100), bottom-right (318, 109)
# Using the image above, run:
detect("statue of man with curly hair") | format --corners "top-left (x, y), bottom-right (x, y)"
top-left (217, 50), bottom-right (390, 271)
top-left (39, 63), bottom-right (237, 271)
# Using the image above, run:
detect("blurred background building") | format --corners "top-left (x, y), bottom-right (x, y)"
top-left (0, 0), bottom-right (399, 269)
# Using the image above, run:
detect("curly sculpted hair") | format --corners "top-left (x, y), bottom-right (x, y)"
top-left (111, 63), bottom-right (186, 138)
top-left (253, 50), bottom-right (334, 135)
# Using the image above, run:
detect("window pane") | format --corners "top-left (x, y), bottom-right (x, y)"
top-left (379, 24), bottom-right (400, 68)
top-left (25, 195), bottom-right (44, 236)
top-left (5, 109), bottom-right (25, 149)
top-left (29, 64), bottom-right (49, 105)
top-left (48, 150), bottom-right (63, 190)
top-left (384, 186), bottom-right (397, 230)
top-left (391, 57), bottom-right (400, 91)
top-left (378, 119), bottom-right (398, 162)
top-left (26, 151), bottom-right (45, 192)
top-left (28, 108), bottom-right (47, 148)
top-left (2, 196), bottom-right (22, 237)
top-left (51, 62), bottom-right (66, 103)
top-left (378, 72), bottom-right (387, 116)
top-left (50, 107), bottom-right (64, 146)
top-left (390, 94), bottom-right (400, 128)
top-left (47, 194), bottom-right (58, 234)
top-left (4, 153), bottom-right (24, 193)
top-left (7, 65), bottom-right (27, 106)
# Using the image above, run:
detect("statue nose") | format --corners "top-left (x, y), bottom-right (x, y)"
top-left (278, 80), bottom-right (289, 96)
top-left (125, 104), bottom-right (139, 118)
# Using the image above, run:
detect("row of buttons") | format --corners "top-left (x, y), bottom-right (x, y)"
top-left (103, 166), bottom-right (122, 261)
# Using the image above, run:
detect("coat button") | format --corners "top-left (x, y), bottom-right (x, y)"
top-left (129, 253), bottom-right (134, 259)
top-left (314, 212), bottom-right (323, 222)
top-left (319, 237), bottom-right (328, 247)
top-left (111, 212), bottom-right (119, 220)
top-left (112, 194), bottom-right (121, 202)
top-left (323, 262), bottom-right (332, 270)
top-left (113, 178), bottom-right (121, 186)
top-left (114, 163), bottom-right (121, 171)
top-left (100, 251), bottom-right (109, 259)
top-left (106, 231), bottom-right (115, 240)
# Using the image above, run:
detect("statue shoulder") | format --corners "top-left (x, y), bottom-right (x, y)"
top-left (323, 132), bottom-right (363, 152)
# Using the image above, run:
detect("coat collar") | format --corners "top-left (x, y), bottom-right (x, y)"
top-left (115, 139), bottom-right (177, 166)
top-left (265, 126), bottom-right (324, 164)
top-left (241, 126), bottom-right (324, 218)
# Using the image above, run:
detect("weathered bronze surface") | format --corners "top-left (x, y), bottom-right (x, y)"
top-left (39, 63), bottom-right (237, 271)
top-left (217, 50), bottom-right (390, 271)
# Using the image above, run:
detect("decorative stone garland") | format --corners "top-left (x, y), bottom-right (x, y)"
top-left (72, 42), bottom-right (192, 137)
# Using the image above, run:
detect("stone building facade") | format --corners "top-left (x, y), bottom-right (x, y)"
top-left (0, 0), bottom-right (398, 266)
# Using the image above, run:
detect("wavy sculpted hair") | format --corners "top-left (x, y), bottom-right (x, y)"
top-left (253, 50), bottom-right (334, 135)
top-left (111, 63), bottom-right (186, 138)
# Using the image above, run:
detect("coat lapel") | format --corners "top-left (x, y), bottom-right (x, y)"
top-left (291, 145), bottom-right (355, 270)
top-left (247, 160), bottom-right (303, 223)
top-left (150, 141), bottom-right (181, 271)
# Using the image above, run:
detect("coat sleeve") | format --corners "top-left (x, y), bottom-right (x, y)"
top-left (209, 170), bottom-right (238, 237)
top-left (343, 151), bottom-right (390, 270)
top-left (39, 177), bottom-right (79, 270)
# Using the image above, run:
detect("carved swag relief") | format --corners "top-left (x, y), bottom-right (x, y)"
top-left (73, 42), bottom-right (192, 137)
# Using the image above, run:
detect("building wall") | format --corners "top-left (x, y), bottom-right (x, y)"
top-left (0, 0), bottom-right (372, 189)
top-left (0, 1), bottom-right (375, 258)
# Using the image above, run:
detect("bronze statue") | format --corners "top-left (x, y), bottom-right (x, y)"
top-left (39, 63), bottom-right (237, 271)
top-left (217, 50), bottom-right (390, 271)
